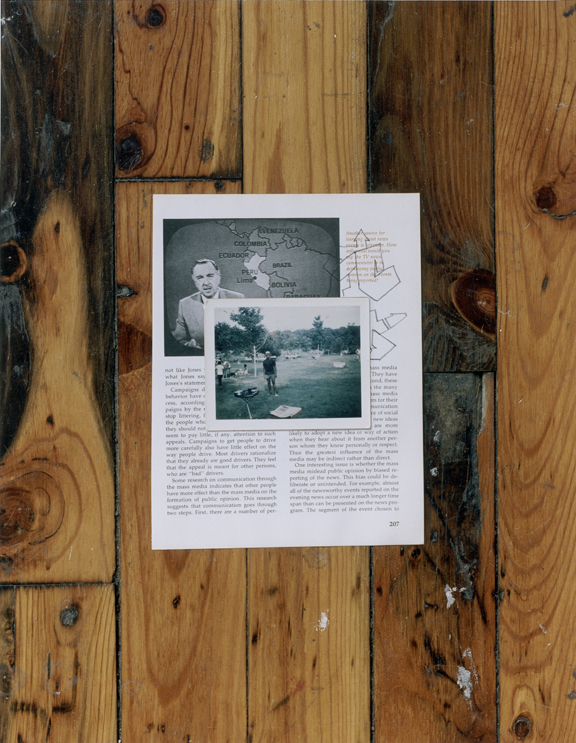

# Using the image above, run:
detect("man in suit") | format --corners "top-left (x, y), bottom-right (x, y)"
top-left (172, 259), bottom-right (244, 351)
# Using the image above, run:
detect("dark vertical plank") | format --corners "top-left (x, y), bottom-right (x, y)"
top-left (369, 1), bottom-right (495, 372)
top-left (0, 588), bottom-right (15, 743)
top-left (0, 0), bottom-right (115, 581)
top-left (374, 374), bottom-right (496, 742)
top-left (117, 181), bottom-right (247, 742)
top-left (496, 2), bottom-right (576, 740)
top-left (115, 0), bottom-right (241, 178)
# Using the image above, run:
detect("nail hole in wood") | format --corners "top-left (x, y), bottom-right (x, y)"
top-left (116, 134), bottom-right (143, 172)
top-left (534, 185), bottom-right (557, 210)
top-left (0, 242), bottom-right (27, 283)
top-left (145, 5), bottom-right (165, 28)
top-left (451, 269), bottom-right (496, 338)
top-left (513, 716), bottom-right (532, 739)
top-left (60, 605), bottom-right (79, 627)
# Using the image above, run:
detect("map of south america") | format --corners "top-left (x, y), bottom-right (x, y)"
top-left (164, 219), bottom-right (341, 345)
top-left (216, 220), bottom-right (339, 298)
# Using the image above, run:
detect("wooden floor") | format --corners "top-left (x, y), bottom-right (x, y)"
top-left (0, 1), bottom-right (575, 741)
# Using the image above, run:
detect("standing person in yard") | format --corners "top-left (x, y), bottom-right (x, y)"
top-left (216, 360), bottom-right (224, 389)
top-left (263, 351), bottom-right (277, 396)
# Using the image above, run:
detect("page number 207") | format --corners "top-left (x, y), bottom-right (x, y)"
top-left (389, 521), bottom-right (399, 527)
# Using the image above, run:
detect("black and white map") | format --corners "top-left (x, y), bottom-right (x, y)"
top-left (164, 218), bottom-right (340, 333)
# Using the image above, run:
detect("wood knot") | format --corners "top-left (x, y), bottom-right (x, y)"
top-left (118, 320), bottom-right (152, 375)
top-left (534, 185), bottom-right (557, 211)
top-left (512, 715), bottom-right (532, 739)
top-left (450, 269), bottom-right (496, 338)
top-left (0, 469), bottom-right (66, 561)
top-left (145, 4), bottom-right (166, 28)
top-left (0, 242), bottom-right (27, 283)
top-left (60, 604), bottom-right (79, 627)
top-left (0, 489), bottom-right (36, 545)
top-left (116, 133), bottom-right (144, 173)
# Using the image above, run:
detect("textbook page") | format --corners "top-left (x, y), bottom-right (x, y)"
top-left (152, 193), bottom-right (423, 549)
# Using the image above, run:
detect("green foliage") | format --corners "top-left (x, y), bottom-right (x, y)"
top-left (309, 315), bottom-right (325, 350)
top-left (215, 310), bottom-right (361, 356)
top-left (229, 307), bottom-right (267, 351)
top-left (215, 321), bottom-right (244, 354)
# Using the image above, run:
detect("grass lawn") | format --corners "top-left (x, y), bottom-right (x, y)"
top-left (215, 355), bottom-right (362, 420)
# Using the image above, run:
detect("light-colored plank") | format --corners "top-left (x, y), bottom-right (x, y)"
top-left (117, 180), bottom-right (247, 743)
top-left (115, 0), bottom-right (241, 178)
top-left (369, 0), bottom-right (495, 372)
top-left (248, 547), bottom-right (369, 743)
top-left (0, 192), bottom-right (115, 582)
top-left (496, 2), bottom-right (576, 740)
top-left (243, 2), bottom-right (369, 740)
top-left (242, 0), bottom-right (366, 194)
top-left (0, 585), bottom-right (116, 743)
top-left (374, 374), bottom-right (496, 742)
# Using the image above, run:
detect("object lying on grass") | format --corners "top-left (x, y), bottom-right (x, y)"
top-left (234, 387), bottom-right (259, 399)
top-left (269, 405), bottom-right (302, 419)
top-left (333, 361), bottom-right (346, 368)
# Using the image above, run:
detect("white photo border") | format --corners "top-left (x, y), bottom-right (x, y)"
top-left (204, 297), bottom-right (371, 431)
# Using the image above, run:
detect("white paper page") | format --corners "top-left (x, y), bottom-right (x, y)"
top-left (152, 193), bottom-right (423, 549)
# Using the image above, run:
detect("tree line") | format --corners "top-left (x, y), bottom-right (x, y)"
top-left (215, 308), bottom-right (361, 357)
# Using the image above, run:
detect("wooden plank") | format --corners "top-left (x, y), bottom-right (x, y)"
top-left (115, 0), bottom-right (241, 178)
top-left (374, 374), bottom-right (496, 742)
top-left (0, 588), bottom-right (15, 743)
top-left (248, 547), bottom-right (369, 743)
top-left (243, 3), bottom-right (369, 741)
top-left (242, 0), bottom-right (367, 194)
top-left (117, 180), bottom-right (247, 743)
top-left (369, 1), bottom-right (495, 372)
top-left (0, 0), bottom-right (115, 581)
top-left (0, 585), bottom-right (116, 743)
top-left (496, 3), bottom-right (576, 740)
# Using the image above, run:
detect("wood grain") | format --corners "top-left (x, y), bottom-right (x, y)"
top-left (374, 374), bottom-right (496, 742)
top-left (242, 0), bottom-right (367, 194)
top-left (0, 0), bottom-right (115, 581)
top-left (0, 281), bottom-right (30, 459)
top-left (0, 585), bottom-right (116, 743)
top-left (369, 1), bottom-right (495, 372)
top-left (115, 0), bottom-right (241, 178)
top-left (117, 180), bottom-right (247, 742)
top-left (496, 2), bottom-right (576, 740)
top-left (248, 547), bottom-right (369, 743)
top-left (0, 193), bottom-right (115, 581)
top-left (1, 0), bottom-right (115, 443)
top-left (243, 3), bottom-right (369, 741)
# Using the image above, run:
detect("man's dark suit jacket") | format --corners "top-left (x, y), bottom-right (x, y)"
top-left (172, 289), bottom-right (244, 349)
